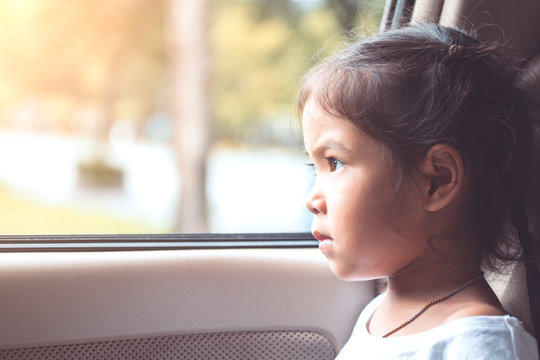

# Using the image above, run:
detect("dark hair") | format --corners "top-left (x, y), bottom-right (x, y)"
top-left (298, 24), bottom-right (535, 272)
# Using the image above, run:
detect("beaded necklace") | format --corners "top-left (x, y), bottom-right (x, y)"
top-left (382, 273), bottom-right (485, 338)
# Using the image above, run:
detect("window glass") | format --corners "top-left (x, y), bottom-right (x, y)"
top-left (0, 0), bottom-right (384, 234)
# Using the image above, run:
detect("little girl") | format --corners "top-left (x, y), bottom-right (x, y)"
top-left (299, 24), bottom-right (539, 359)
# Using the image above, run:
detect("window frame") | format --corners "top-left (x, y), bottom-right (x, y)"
top-left (0, 232), bottom-right (317, 252)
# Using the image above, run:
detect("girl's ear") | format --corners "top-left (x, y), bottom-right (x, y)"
top-left (419, 144), bottom-right (466, 212)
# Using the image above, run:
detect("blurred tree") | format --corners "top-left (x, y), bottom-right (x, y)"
top-left (0, 0), bottom-right (382, 144)
top-left (210, 0), bottom-right (384, 144)
top-left (0, 0), bottom-right (166, 134)
top-left (169, 0), bottom-right (211, 232)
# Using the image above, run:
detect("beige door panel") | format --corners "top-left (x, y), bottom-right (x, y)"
top-left (0, 248), bottom-right (373, 353)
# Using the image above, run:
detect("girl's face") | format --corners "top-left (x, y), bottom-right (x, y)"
top-left (302, 99), bottom-right (431, 280)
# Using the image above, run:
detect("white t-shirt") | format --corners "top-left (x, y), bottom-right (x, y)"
top-left (336, 293), bottom-right (539, 360)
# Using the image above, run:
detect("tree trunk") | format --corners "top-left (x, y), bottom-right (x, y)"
top-left (169, 0), bottom-right (210, 232)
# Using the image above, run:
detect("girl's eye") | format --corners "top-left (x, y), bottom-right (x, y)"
top-left (329, 158), bottom-right (344, 171)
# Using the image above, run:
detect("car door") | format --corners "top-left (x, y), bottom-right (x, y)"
top-left (0, 234), bottom-right (373, 359)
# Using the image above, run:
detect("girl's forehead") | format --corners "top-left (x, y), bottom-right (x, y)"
top-left (302, 97), bottom-right (343, 123)
top-left (303, 101), bottom-right (381, 153)
top-left (301, 98), bottom-right (342, 131)
top-left (302, 98), bottom-right (366, 135)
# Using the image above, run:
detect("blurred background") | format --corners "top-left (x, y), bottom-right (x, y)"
top-left (0, 0), bottom-right (383, 234)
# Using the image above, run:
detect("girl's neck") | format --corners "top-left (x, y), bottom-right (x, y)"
top-left (385, 249), bottom-right (482, 301)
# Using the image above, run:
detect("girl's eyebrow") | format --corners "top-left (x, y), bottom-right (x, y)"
top-left (305, 140), bottom-right (349, 157)
top-left (321, 141), bottom-right (346, 150)
top-left (315, 140), bottom-right (349, 153)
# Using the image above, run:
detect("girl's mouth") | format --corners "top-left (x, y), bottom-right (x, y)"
top-left (313, 231), bottom-right (334, 251)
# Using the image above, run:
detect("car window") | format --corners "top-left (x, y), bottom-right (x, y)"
top-left (0, 0), bottom-right (384, 234)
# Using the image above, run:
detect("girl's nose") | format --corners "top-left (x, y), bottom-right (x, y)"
top-left (305, 186), bottom-right (326, 215)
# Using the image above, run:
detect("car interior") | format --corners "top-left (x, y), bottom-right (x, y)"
top-left (1, 0), bottom-right (539, 359)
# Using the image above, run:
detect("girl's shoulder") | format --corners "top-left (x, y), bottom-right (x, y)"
top-left (339, 293), bottom-right (538, 359)
top-left (444, 301), bottom-right (505, 323)
top-left (427, 315), bottom-right (538, 359)
top-left (341, 310), bottom-right (538, 360)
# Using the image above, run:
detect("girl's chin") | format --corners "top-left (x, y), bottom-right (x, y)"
top-left (328, 262), bottom-right (357, 280)
top-left (328, 262), bottom-right (382, 281)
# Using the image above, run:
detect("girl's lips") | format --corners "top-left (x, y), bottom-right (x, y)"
top-left (313, 231), bottom-right (334, 253)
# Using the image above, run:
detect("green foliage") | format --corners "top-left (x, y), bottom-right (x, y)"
top-left (210, 0), bottom-right (383, 143)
